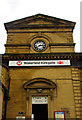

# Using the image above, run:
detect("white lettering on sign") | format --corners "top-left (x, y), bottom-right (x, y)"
top-left (32, 96), bottom-right (48, 104)
top-left (9, 60), bottom-right (70, 66)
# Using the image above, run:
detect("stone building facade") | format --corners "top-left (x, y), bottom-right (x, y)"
top-left (2, 14), bottom-right (82, 119)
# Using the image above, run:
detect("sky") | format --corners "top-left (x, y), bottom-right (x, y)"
top-left (0, 0), bottom-right (81, 54)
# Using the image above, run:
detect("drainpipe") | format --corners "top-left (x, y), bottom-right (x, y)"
top-left (3, 86), bottom-right (8, 120)
top-left (3, 65), bottom-right (10, 120)
top-left (4, 77), bottom-right (10, 120)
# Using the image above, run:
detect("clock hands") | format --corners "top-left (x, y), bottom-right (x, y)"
top-left (34, 40), bottom-right (46, 51)
top-left (37, 44), bottom-right (44, 47)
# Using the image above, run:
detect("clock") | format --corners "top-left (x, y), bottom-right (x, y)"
top-left (34, 40), bottom-right (46, 51)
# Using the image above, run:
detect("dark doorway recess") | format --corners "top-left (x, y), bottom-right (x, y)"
top-left (32, 104), bottom-right (48, 120)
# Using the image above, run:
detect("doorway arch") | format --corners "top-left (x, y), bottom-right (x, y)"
top-left (23, 78), bottom-right (57, 118)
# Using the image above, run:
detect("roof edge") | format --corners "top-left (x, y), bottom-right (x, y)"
top-left (4, 13), bottom-right (76, 31)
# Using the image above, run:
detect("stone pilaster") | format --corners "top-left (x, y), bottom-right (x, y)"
top-left (71, 67), bottom-right (82, 118)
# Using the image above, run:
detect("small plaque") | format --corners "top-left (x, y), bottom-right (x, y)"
top-left (16, 116), bottom-right (25, 119)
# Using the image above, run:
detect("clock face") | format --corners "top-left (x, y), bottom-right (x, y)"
top-left (34, 40), bottom-right (46, 51)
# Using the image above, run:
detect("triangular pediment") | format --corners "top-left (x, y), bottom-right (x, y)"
top-left (4, 14), bottom-right (76, 30)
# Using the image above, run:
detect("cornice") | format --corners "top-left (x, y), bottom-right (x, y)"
top-left (5, 24), bottom-right (74, 31)
top-left (49, 43), bottom-right (75, 46)
top-left (5, 43), bottom-right (75, 47)
top-left (2, 53), bottom-right (82, 60)
top-left (5, 44), bottom-right (30, 47)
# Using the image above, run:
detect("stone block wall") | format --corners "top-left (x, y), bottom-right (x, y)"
top-left (6, 67), bottom-right (76, 118)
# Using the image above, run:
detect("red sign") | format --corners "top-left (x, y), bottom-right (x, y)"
top-left (57, 61), bottom-right (64, 64)
top-left (16, 61), bottom-right (22, 66)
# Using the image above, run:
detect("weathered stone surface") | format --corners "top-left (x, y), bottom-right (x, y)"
top-left (2, 14), bottom-right (82, 119)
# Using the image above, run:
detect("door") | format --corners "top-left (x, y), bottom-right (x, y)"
top-left (32, 96), bottom-right (48, 120)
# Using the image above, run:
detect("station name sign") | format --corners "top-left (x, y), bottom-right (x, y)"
top-left (9, 60), bottom-right (70, 66)
top-left (32, 96), bottom-right (48, 104)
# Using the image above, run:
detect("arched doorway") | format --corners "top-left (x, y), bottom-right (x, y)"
top-left (23, 78), bottom-right (56, 119)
